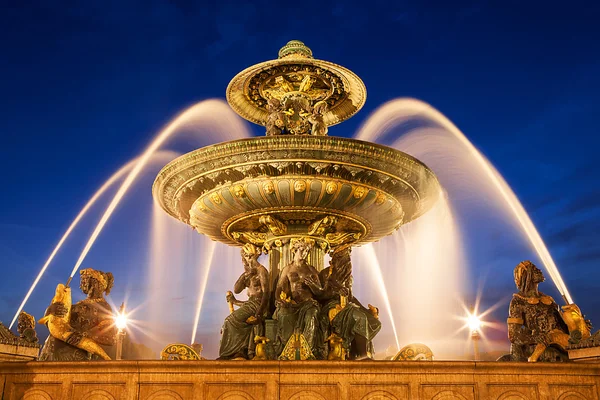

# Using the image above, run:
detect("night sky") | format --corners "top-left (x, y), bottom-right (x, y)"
top-left (1, 1), bottom-right (599, 357)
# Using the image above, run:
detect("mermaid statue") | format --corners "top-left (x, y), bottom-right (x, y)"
top-left (39, 268), bottom-right (117, 361)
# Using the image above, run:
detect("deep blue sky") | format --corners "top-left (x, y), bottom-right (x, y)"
top-left (1, 1), bottom-right (599, 354)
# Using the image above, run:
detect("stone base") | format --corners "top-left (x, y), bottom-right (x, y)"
top-left (569, 346), bottom-right (600, 363)
top-left (1, 360), bottom-right (600, 399)
top-left (0, 343), bottom-right (39, 362)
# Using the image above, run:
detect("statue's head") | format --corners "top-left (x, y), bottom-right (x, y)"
top-left (241, 243), bottom-right (260, 267)
top-left (514, 260), bottom-right (545, 293)
top-left (17, 311), bottom-right (35, 334)
top-left (290, 237), bottom-right (314, 261)
top-left (80, 268), bottom-right (114, 296)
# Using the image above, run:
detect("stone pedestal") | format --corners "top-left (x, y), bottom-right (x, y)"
top-left (1, 360), bottom-right (599, 399)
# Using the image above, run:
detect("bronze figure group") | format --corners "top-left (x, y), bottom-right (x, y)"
top-left (218, 238), bottom-right (381, 361)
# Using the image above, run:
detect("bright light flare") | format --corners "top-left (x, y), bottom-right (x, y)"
top-left (467, 314), bottom-right (481, 332)
top-left (115, 313), bottom-right (128, 330)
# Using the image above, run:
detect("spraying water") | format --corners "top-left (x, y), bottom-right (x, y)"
top-left (8, 150), bottom-right (179, 329)
top-left (355, 98), bottom-right (573, 304)
top-left (191, 240), bottom-right (217, 345)
top-left (69, 99), bottom-right (251, 279)
top-left (356, 244), bottom-right (401, 350)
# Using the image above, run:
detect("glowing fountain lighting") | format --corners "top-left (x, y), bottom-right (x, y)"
top-left (355, 98), bottom-right (573, 304)
top-left (68, 100), bottom-right (250, 280)
top-left (115, 312), bottom-right (128, 331)
top-left (467, 313), bottom-right (481, 333)
top-left (8, 150), bottom-right (179, 329)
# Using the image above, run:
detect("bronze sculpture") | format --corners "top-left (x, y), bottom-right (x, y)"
top-left (218, 244), bottom-right (270, 360)
top-left (505, 261), bottom-right (574, 362)
top-left (318, 246), bottom-right (381, 360)
top-left (39, 268), bottom-right (116, 361)
top-left (17, 311), bottom-right (38, 344)
top-left (265, 98), bottom-right (286, 136)
top-left (273, 237), bottom-right (325, 358)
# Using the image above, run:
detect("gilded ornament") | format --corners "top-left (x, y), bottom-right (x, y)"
top-left (294, 180), bottom-right (307, 192)
top-left (263, 181), bottom-right (275, 194)
top-left (308, 216), bottom-right (338, 236)
top-left (232, 231), bottom-right (267, 246)
top-left (375, 193), bottom-right (386, 205)
top-left (233, 185), bottom-right (245, 198)
top-left (325, 182), bottom-right (338, 194)
top-left (259, 215), bottom-right (287, 236)
top-left (353, 186), bottom-right (367, 199)
top-left (325, 333), bottom-right (346, 361)
top-left (210, 192), bottom-right (221, 204)
top-left (160, 343), bottom-right (202, 361)
top-left (393, 343), bottom-right (434, 361)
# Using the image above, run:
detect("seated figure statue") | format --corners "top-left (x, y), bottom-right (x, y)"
top-left (505, 260), bottom-right (570, 362)
top-left (218, 244), bottom-right (269, 360)
top-left (39, 268), bottom-right (116, 361)
top-left (318, 246), bottom-right (381, 359)
top-left (273, 237), bottom-right (325, 358)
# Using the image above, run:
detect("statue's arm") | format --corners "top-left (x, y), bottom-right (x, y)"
top-left (256, 267), bottom-right (270, 317)
top-left (305, 265), bottom-right (324, 297)
top-left (318, 268), bottom-right (336, 300)
top-left (233, 272), bottom-right (248, 295)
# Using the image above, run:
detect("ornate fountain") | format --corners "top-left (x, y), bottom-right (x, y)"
top-left (153, 40), bottom-right (440, 273)
top-left (152, 40), bottom-right (441, 360)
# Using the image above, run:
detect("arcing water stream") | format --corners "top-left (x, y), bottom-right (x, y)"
top-left (8, 150), bottom-right (179, 329)
top-left (355, 98), bottom-right (573, 305)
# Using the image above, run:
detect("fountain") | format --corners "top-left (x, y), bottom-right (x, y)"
top-left (152, 40), bottom-right (440, 360)
top-left (1, 40), bottom-right (599, 399)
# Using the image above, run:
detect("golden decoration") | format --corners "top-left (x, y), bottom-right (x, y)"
top-left (226, 40), bottom-right (367, 129)
top-left (307, 216), bottom-right (338, 236)
top-left (233, 185), bottom-right (246, 198)
top-left (259, 215), bottom-right (287, 236)
top-left (160, 343), bottom-right (202, 361)
top-left (325, 182), bottom-right (338, 195)
top-left (253, 336), bottom-right (270, 360)
top-left (325, 333), bottom-right (346, 361)
top-left (278, 332), bottom-right (315, 360)
top-left (210, 193), bottom-right (221, 205)
top-left (294, 180), bottom-right (307, 192)
top-left (325, 232), bottom-right (362, 247)
top-left (263, 181), bottom-right (275, 194)
top-left (353, 186), bottom-right (367, 199)
top-left (392, 343), bottom-right (434, 361)
top-left (231, 231), bottom-right (267, 246)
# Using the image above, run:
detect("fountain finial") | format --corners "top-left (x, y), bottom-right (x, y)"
top-left (278, 40), bottom-right (313, 59)
top-left (226, 41), bottom-right (366, 133)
